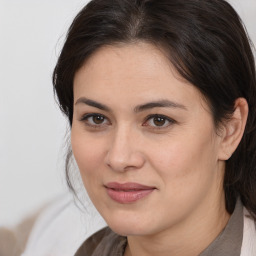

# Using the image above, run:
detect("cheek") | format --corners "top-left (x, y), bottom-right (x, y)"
top-left (71, 128), bottom-right (106, 186)
top-left (148, 136), bottom-right (220, 221)
top-left (149, 130), bottom-right (219, 191)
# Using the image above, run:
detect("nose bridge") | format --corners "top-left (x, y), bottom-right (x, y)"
top-left (105, 124), bottom-right (144, 171)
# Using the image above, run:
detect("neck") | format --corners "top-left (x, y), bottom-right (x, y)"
top-left (125, 193), bottom-right (230, 256)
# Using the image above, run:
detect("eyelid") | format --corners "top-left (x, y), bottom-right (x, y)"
top-left (80, 113), bottom-right (103, 121)
top-left (80, 113), bottom-right (111, 127)
top-left (142, 114), bottom-right (176, 128)
top-left (79, 113), bottom-right (175, 130)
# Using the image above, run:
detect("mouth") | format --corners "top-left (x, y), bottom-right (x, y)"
top-left (105, 182), bottom-right (156, 204)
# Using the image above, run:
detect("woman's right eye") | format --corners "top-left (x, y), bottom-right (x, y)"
top-left (80, 113), bottom-right (110, 128)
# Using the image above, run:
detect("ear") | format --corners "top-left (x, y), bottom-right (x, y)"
top-left (218, 98), bottom-right (248, 160)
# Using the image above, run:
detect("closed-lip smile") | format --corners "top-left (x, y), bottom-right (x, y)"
top-left (105, 182), bottom-right (156, 204)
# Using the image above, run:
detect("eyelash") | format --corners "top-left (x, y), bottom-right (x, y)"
top-left (143, 114), bottom-right (176, 129)
top-left (80, 113), bottom-right (111, 129)
top-left (80, 113), bottom-right (176, 130)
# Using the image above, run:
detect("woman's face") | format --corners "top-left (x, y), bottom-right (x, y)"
top-left (72, 42), bottom-right (226, 236)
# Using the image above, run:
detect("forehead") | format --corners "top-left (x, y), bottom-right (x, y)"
top-left (73, 42), bottom-right (209, 112)
top-left (77, 42), bottom-right (178, 83)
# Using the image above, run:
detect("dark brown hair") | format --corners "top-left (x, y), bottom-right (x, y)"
top-left (53, 0), bottom-right (256, 217)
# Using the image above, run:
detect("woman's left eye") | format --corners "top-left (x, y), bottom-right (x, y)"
top-left (143, 115), bottom-right (175, 128)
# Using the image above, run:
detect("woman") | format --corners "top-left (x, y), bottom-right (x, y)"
top-left (53, 0), bottom-right (256, 255)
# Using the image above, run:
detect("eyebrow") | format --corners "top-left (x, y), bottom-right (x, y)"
top-left (75, 97), bottom-right (187, 112)
top-left (75, 97), bottom-right (111, 112)
top-left (134, 100), bottom-right (187, 112)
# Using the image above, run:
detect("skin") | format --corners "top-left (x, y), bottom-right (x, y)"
top-left (71, 42), bottom-right (248, 256)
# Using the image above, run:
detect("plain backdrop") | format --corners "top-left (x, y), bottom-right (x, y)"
top-left (0, 0), bottom-right (255, 228)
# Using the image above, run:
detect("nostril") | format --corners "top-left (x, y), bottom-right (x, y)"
top-left (105, 148), bottom-right (145, 172)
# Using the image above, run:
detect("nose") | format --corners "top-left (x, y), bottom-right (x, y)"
top-left (104, 126), bottom-right (145, 172)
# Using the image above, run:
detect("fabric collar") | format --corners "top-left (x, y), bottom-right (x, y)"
top-left (199, 198), bottom-right (244, 256)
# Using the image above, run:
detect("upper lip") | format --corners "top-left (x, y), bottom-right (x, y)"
top-left (105, 182), bottom-right (156, 191)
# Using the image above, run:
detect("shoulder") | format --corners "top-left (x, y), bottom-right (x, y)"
top-left (241, 207), bottom-right (256, 256)
top-left (74, 227), bottom-right (113, 256)
top-left (75, 227), bottom-right (127, 256)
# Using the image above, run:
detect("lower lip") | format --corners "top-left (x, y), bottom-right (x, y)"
top-left (106, 188), bottom-right (154, 204)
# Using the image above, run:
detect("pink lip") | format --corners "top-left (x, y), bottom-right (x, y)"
top-left (105, 182), bottom-right (156, 204)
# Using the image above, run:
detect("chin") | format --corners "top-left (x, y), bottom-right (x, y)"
top-left (109, 224), bottom-right (145, 236)
top-left (105, 215), bottom-right (154, 236)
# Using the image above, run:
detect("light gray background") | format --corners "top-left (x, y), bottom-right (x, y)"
top-left (0, 0), bottom-right (255, 227)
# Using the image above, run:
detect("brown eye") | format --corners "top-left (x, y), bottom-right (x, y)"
top-left (92, 115), bottom-right (105, 124)
top-left (153, 117), bottom-right (166, 126)
top-left (143, 114), bottom-right (175, 129)
top-left (81, 113), bottom-right (110, 128)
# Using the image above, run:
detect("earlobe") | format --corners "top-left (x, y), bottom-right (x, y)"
top-left (218, 98), bottom-right (248, 160)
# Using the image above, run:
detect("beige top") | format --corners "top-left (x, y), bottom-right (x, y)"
top-left (75, 199), bottom-right (244, 256)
